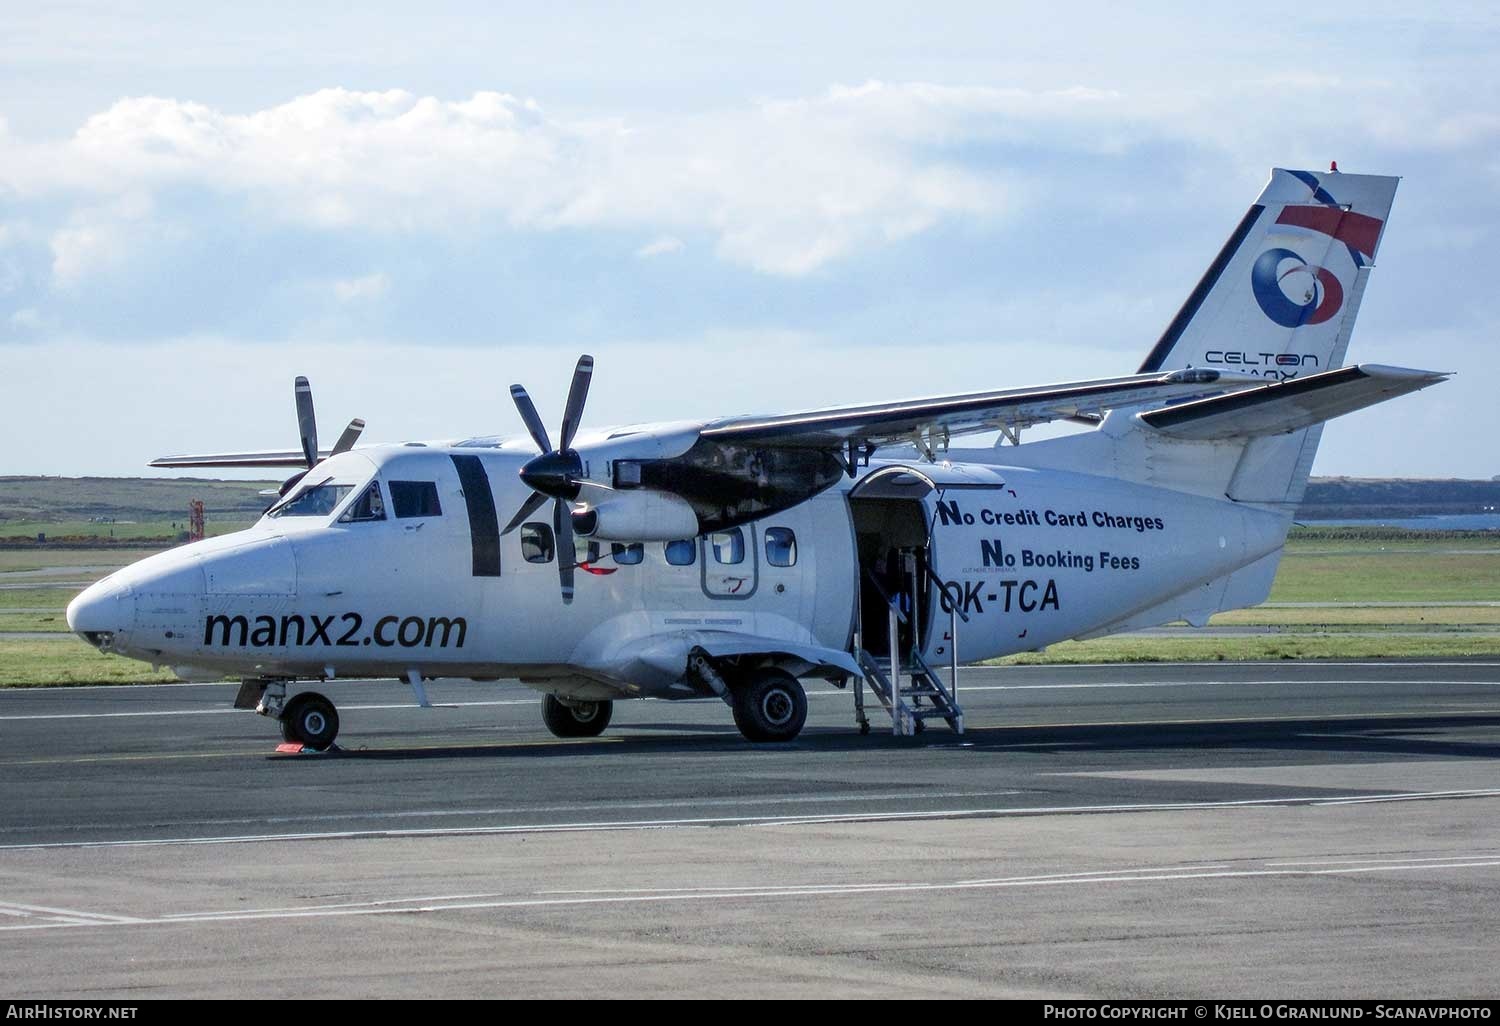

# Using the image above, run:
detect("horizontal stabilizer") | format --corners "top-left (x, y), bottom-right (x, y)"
top-left (1137, 365), bottom-right (1448, 441)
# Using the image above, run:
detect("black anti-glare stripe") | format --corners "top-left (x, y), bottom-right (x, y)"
top-left (1140, 366), bottom-right (1367, 429)
top-left (450, 454), bottom-right (502, 578)
top-left (1138, 204), bottom-right (1265, 373)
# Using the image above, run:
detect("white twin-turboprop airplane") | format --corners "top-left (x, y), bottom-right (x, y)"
top-left (68, 167), bottom-right (1446, 749)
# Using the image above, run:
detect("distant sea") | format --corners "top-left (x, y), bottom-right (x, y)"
top-left (1302, 514), bottom-right (1500, 531)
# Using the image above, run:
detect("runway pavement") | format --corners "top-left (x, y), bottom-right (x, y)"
top-left (2, 661), bottom-right (1499, 998)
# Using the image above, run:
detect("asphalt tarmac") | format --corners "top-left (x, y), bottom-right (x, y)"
top-left (2, 661), bottom-right (1499, 998)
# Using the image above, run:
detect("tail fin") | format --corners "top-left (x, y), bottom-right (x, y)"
top-left (1138, 168), bottom-right (1397, 379)
top-left (1135, 168), bottom-right (1400, 509)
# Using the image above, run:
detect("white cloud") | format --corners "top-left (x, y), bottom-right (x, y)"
top-left (8, 307), bottom-right (41, 332)
top-left (46, 192), bottom-right (157, 286)
top-left (332, 271), bottom-right (390, 303)
top-left (0, 84), bottom-right (1081, 276)
top-left (635, 236), bottom-right (684, 259)
top-left (49, 221), bottom-right (123, 285)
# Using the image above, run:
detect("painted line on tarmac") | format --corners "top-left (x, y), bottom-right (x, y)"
top-left (0, 698), bottom-right (542, 721)
top-left (7, 679), bottom-right (1499, 721)
top-left (5, 708), bottom-right (1500, 770)
top-left (5, 788), bottom-right (1500, 853)
top-left (1311, 788), bottom-right (1500, 806)
top-left (1266, 852), bottom-right (1500, 868)
top-left (0, 901), bottom-right (146, 926)
top-left (5, 857), bottom-right (1500, 932)
top-left (0, 734), bottom-right (623, 769)
top-left (0, 789), bottom-right (1025, 839)
top-left (6, 661), bottom-right (1500, 696)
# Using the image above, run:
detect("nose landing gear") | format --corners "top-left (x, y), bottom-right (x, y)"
top-left (280, 692), bottom-right (341, 751)
top-left (236, 679), bottom-right (342, 752)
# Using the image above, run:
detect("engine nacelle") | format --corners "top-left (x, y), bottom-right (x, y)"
top-left (571, 491), bottom-right (700, 542)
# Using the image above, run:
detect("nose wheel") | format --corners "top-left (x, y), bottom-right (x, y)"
top-left (280, 691), bottom-right (340, 751)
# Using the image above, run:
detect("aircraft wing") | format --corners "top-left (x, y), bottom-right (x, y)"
top-left (150, 449), bottom-right (331, 469)
top-left (1138, 365), bottom-right (1449, 441)
top-left (697, 368), bottom-right (1262, 450)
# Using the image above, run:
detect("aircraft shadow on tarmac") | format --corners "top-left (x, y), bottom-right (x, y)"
top-left (291, 714), bottom-right (1500, 764)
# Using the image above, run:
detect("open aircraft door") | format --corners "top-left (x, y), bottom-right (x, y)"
top-left (847, 462), bottom-right (1009, 664)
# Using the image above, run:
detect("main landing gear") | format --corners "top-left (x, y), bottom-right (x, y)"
top-left (688, 656), bottom-right (810, 744)
top-left (730, 668), bottom-right (807, 743)
top-left (542, 695), bottom-right (613, 738)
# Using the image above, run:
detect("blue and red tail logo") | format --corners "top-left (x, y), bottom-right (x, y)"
top-left (1251, 174), bottom-right (1384, 328)
top-left (1251, 248), bottom-right (1344, 327)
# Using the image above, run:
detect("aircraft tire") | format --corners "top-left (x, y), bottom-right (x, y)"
top-left (280, 692), bottom-right (340, 751)
top-left (732, 669), bottom-right (807, 743)
top-left (542, 695), bottom-right (613, 738)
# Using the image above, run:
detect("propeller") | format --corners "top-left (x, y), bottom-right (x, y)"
top-left (501, 355), bottom-right (594, 604)
top-left (277, 376), bottom-right (366, 497)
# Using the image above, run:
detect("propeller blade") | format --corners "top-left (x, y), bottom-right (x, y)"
top-left (294, 376), bottom-right (319, 470)
top-left (277, 470), bottom-right (308, 497)
top-left (501, 490), bottom-right (549, 536)
top-left (509, 385), bottom-right (552, 454)
top-left (331, 418), bottom-right (365, 456)
top-left (558, 354), bottom-right (594, 452)
top-left (554, 498), bottom-right (575, 605)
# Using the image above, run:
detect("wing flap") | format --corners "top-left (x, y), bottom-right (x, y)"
top-left (1137, 364), bottom-right (1449, 441)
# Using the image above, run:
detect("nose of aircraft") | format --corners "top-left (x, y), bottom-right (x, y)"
top-left (66, 579), bottom-right (136, 649)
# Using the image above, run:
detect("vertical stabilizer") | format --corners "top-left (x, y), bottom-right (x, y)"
top-left (1138, 168), bottom-right (1397, 380)
top-left (1137, 168), bottom-right (1398, 507)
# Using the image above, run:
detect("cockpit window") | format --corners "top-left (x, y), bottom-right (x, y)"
top-left (390, 481), bottom-right (442, 519)
top-left (268, 480), bottom-right (353, 519)
top-left (338, 482), bottom-right (386, 524)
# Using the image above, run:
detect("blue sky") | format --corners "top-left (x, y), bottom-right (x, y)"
top-left (1, 2), bottom-right (1495, 478)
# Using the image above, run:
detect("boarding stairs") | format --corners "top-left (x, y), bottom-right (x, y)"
top-left (851, 561), bottom-right (964, 737)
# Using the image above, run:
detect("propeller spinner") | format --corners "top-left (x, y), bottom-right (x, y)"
top-left (501, 355), bottom-right (594, 604)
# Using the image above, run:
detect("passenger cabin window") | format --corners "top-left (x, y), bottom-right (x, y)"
top-left (521, 523), bottom-right (554, 563)
top-left (664, 539), bottom-right (697, 566)
top-left (612, 542), bottom-right (644, 565)
top-left (269, 480), bottom-right (352, 519)
top-left (575, 537), bottom-right (603, 566)
top-left (338, 482), bottom-right (386, 524)
top-left (710, 528), bottom-right (745, 565)
top-left (765, 527), bottom-right (797, 567)
top-left (390, 481), bottom-right (442, 519)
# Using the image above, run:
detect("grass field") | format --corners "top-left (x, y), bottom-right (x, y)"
top-left (0, 639), bottom-right (177, 687)
top-left (0, 519), bottom-right (253, 542)
top-left (0, 547), bottom-right (173, 573)
top-left (0, 476), bottom-right (272, 523)
top-left (993, 633), bottom-right (1500, 665)
top-left (3, 529), bottom-right (1499, 684)
top-left (1266, 550), bottom-right (1500, 603)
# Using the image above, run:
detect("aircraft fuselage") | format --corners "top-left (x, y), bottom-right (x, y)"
top-left (69, 443), bottom-right (1287, 701)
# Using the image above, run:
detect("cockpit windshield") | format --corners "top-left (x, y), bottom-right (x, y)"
top-left (267, 478), bottom-right (355, 519)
